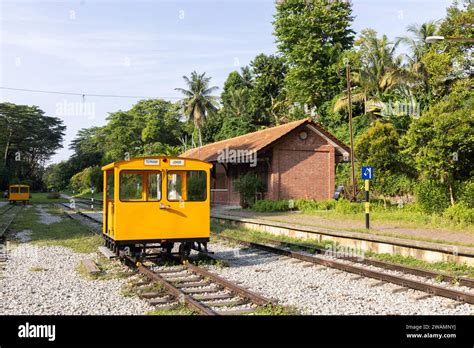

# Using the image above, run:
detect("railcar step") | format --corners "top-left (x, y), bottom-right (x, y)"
top-left (98, 246), bottom-right (116, 259)
top-left (81, 259), bottom-right (100, 274)
top-left (192, 293), bottom-right (235, 301)
top-left (175, 281), bottom-right (211, 289)
top-left (215, 308), bottom-right (257, 315)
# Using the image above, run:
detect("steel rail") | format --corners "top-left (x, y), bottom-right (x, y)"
top-left (125, 256), bottom-right (218, 315)
top-left (216, 234), bottom-right (474, 305)
top-left (185, 262), bottom-right (272, 306)
top-left (214, 233), bottom-right (474, 289)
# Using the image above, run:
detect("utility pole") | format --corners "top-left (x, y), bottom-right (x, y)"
top-left (344, 58), bottom-right (357, 201)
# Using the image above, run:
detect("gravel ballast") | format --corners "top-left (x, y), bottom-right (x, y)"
top-left (0, 206), bottom-right (153, 315)
top-left (206, 241), bottom-right (474, 315)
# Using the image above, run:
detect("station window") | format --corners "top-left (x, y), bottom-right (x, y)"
top-left (167, 171), bottom-right (207, 202)
top-left (20, 187), bottom-right (28, 193)
top-left (119, 171), bottom-right (144, 201)
top-left (10, 187), bottom-right (19, 193)
top-left (147, 173), bottom-right (162, 201)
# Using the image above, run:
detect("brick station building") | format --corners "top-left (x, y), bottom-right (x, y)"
top-left (181, 117), bottom-right (351, 205)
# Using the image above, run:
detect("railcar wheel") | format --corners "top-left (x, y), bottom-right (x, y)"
top-left (179, 242), bottom-right (191, 261)
top-left (162, 242), bottom-right (174, 254)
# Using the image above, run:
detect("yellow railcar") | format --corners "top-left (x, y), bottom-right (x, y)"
top-left (102, 156), bottom-right (212, 258)
top-left (9, 184), bottom-right (30, 204)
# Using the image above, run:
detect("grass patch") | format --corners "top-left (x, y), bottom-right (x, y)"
top-left (28, 192), bottom-right (69, 204)
top-left (211, 220), bottom-right (334, 251)
top-left (211, 220), bottom-right (474, 279)
top-left (30, 266), bottom-right (47, 272)
top-left (192, 253), bottom-right (228, 268)
top-left (10, 205), bottom-right (102, 253)
top-left (365, 252), bottom-right (474, 279)
top-left (147, 304), bottom-right (195, 316)
top-left (252, 304), bottom-right (300, 315)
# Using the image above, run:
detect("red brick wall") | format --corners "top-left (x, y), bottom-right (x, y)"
top-left (271, 125), bottom-right (335, 201)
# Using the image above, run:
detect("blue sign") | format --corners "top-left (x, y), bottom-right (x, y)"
top-left (362, 166), bottom-right (374, 180)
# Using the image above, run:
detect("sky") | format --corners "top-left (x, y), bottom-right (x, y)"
top-left (0, 0), bottom-right (453, 164)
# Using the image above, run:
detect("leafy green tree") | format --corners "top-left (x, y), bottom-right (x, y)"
top-left (249, 54), bottom-right (288, 125)
top-left (273, 0), bottom-right (354, 108)
top-left (402, 81), bottom-right (473, 205)
top-left (422, 1), bottom-right (473, 100)
top-left (0, 102), bottom-right (65, 189)
top-left (355, 121), bottom-right (410, 200)
top-left (103, 99), bottom-right (183, 162)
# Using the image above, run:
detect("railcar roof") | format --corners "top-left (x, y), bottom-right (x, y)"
top-left (101, 156), bottom-right (211, 171)
top-left (9, 184), bottom-right (29, 187)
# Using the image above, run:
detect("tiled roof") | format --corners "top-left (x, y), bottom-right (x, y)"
top-left (180, 117), bottom-right (350, 162)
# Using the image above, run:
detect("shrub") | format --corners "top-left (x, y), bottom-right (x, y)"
top-left (234, 173), bottom-right (264, 208)
top-left (457, 180), bottom-right (474, 208)
top-left (47, 192), bottom-right (60, 199)
top-left (334, 199), bottom-right (363, 214)
top-left (415, 180), bottom-right (450, 214)
top-left (253, 200), bottom-right (292, 212)
top-left (443, 203), bottom-right (474, 225)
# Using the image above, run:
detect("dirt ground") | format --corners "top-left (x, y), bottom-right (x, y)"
top-left (212, 207), bottom-right (474, 246)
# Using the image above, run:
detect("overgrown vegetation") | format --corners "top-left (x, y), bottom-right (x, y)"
top-left (251, 198), bottom-right (474, 228)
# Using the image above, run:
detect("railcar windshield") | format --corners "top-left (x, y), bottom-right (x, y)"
top-left (20, 187), bottom-right (28, 193)
top-left (167, 170), bottom-right (207, 202)
top-left (10, 186), bottom-right (19, 193)
top-left (119, 170), bottom-right (162, 202)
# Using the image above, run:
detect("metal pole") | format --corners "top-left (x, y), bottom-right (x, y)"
top-left (365, 180), bottom-right (370, 229)
top-left (346, 63), bottom-right (357, 201)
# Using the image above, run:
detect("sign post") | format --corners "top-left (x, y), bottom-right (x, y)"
top-left (361, 166), bottom-right (373, 229)
top-left (91, 185), bottom-right (95, 211)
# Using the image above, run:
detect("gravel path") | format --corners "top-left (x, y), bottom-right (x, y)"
top-left (206, 241), bottom-right (474, 315)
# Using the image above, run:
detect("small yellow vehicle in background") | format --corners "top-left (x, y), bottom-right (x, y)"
top-left (8, 184), bottom-right (30, 205)
top-left (102, 156), bottom-right (212, 259)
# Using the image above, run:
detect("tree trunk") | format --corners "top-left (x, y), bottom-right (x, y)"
top-left (448, 182), bottom-right (455, 206)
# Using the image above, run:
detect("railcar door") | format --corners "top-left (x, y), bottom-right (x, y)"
top-left (105, 171), bottom-right (115, 237)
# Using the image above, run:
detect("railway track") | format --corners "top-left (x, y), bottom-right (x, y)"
top-left (0, 205), bottom-right (22, 277)
top-left (214, 234), bottom-right (474, 306)
top-left (125, 255), bottom-right (272, 315)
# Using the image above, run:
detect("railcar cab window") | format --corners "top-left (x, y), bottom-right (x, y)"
top-left (106, 172), bottom-right (114, 199)
top-left (167, 171), bottom-right (207, 202)
top-left (147, 173), bottom-right (162, 200)
top-left (20, 187), bottom-right (28, 193)
top-left (10, 186), bottom-right (19, 193)
top-left (119, 170), bottom-right (162, 201)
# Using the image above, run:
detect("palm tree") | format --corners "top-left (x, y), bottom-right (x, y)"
top-left (396, 21), bottom-right (439, 102)
top-left (334, 30), bottom-right (410, 117)
top-left (175, 71), bottom-right (219, 145)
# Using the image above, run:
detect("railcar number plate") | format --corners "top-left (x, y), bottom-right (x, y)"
top-left (144, 159), bottom-right (160, 165)
top-left (170, 159), bottom-right (185, 166)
